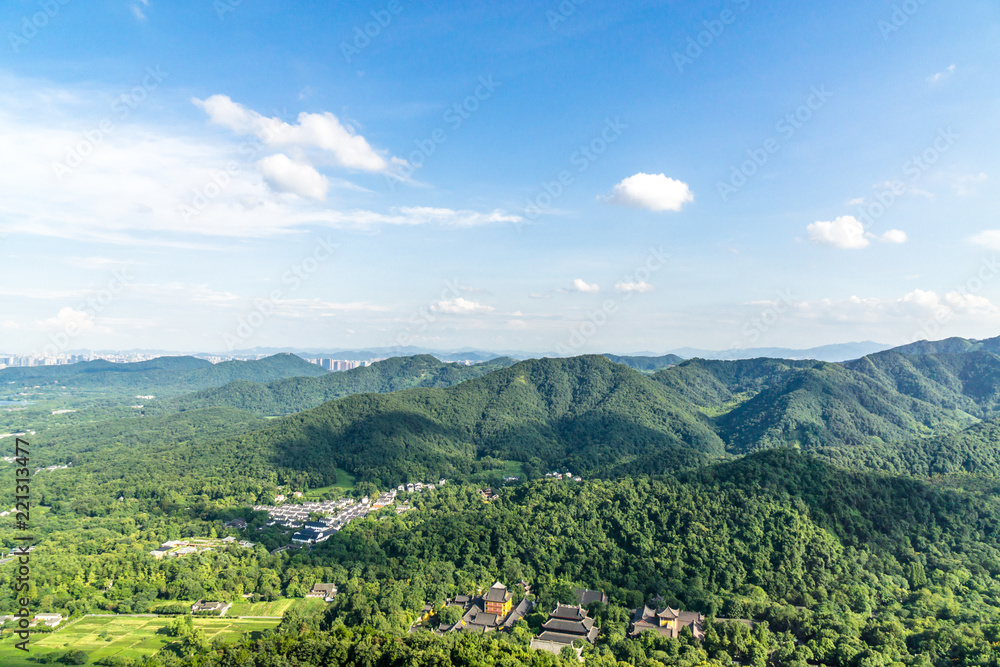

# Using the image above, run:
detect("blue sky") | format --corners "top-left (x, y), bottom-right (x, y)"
top-left (1, 0), bottom-right (999, 355)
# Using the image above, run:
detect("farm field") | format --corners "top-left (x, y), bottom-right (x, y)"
top-left (0, 615), bottom-right (277, 666)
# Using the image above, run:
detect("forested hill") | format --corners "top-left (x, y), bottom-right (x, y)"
top-left (0, 353), bottom-right (327, 393)
top-left (890, 334), bottom-right (1000, 356)
top-left (813, 415), bottom-right (1000, 477)
top-left (23, 339), bottom-right (1000, 506)
top-left (50, 346), bottom-right (1000, 499)
top-left (174, 355), bottom-right (725, 492)
top-left (168, 354), bottom-right (518, 415)
top-left (653, 349), bottom-right (1000, 456)
top-left (602, 353), bottom-right (684, 372)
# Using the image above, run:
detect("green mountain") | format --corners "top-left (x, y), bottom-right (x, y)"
top-left (602, 353), bottom-right (684, 372)
top-left (891, 334), bottom-right (1000, 356)
top-left (0, 353), bottom-right (328, 394)
top-left (168, 354), bottom-right (519, 415)
top-left (712, 362), bottom-right (978, 453)
top-left (160, 355), bottom-right (724, 494)
top-left (842, 349), bottom-right (1000, 416)
top-left (648, 350), bottom-right (1000, 459)
top-left (29, 339), bottom-right (1000, 510)
top-left (652, 357), bottom-right (816, 410)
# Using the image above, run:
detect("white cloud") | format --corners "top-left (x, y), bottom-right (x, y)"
top-left (605, 173), bottom-right (693, 212)
top-left (615, 281), bottom-right (654, 293)
top-left (257, 154), bottom-right (329, 200)
top-left (895, 289), bottom-right (999, 319)
top-left (0, 74), bottom-right (519, 243)
top-left (192, 94), bottom-right (397, 172)
top-left (37, 307), bottom-right (97, 332)
top-left (900, 289), bottom-right (941, 311)
top-left (571, 279), bottom-right (600, 293)
top-left (944, 291), bottom-right (998, 317)
top-left (131, 0), bottom-right (149, 21)
top-left (806, 216), bottom-right (870, 249)
top-left (388, 207), bottom-right (521, 227)
top-left (951, 172), bottom-right (988, 196)
top-left (430, 298), bottom-right (495, 314)
top-left (806, 218), bottom-right (906, 248)
top-left (970, 230), bottom-right (1000, 250)
top-left (880, 229), bottom-right (908, 244)
top-left (927, 64), bottom-right (956, 84)
top-left (300, 207), bottom-right (522, 229)
top-left (736, 289), bottom-right (1000, 344)
top-left (846, 197), bottom-right (866, 206)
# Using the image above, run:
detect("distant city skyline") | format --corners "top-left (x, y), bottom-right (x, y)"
top-left (2, 1), bottom-right (999, 355)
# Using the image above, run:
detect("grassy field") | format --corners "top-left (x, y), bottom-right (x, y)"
top-left (226, 597), bottom-right (326, 617)
top-left (470, 459), bottom-right (525, 483)
top-left (0, 615), bottom-right (277, 666)
top-left (302, 467), bottom-right (357, 498)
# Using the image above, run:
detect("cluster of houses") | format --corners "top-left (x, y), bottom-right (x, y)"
top-left (290, 495), bottom-right (399, 544)
top-left (545, 471), bottom-right (583, 482)
top-left (371, 490), bottom-right (398, 508)
top-left (250, 482), bottom-right (445, 547)
top-left (252, 497), bottom-right (357, 529)
top-left (149, 537), bottom-right (253, 560)
top-left (34, 463), bottom-right (72, 475)
top-left (396, 479), bottom-right (447, 493)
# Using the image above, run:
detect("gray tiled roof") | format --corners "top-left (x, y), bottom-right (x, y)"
top-left (550, 604), bottom-right (586, 621)
top-left (483, 584), bottom-right (511, 603)
top-left (541, 617), bottom-right (594, 634)
top-left (536, 631), bottom-right (581, 645)
top-left (574, 588), bottom-right (606, 606)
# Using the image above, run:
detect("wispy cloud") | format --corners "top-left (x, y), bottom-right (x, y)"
top-left (192, 94), bottom-right (401, 173)
top-left (430, 298), bottom-right (495, 314)
top-left (927, 64), bottom-right (956, 84)
top-left (130, 1), bottom-right (150, 21)
top-left (615, 281), bottom-right (654, 293)
top-left (970, 230), bottom-right (1000, 250)
top-left (0, 73), bottom-right (519, 244)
